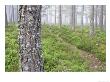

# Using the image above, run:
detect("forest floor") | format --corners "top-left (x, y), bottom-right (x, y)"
top-left (5, 24), bottom-right (106, 72)
top-left (57, 35), bottom-right (104, 71)
top-left (42, 25), bottom-right (106, 72)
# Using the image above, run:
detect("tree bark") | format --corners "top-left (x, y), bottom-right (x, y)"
top-left (70, 5), bottom-right (76, 31)
top-left (99, 5), bottom-right (103, 31)
top-left (81, 5), bottom-right (84, 29)
top-left (95, 5), bottom-right (98, 28)
top-left (59, 5), bottom-right (62, 27)
top-left (5, 6), bottom-right (8, 26)
top-left (12, 5), bottom-right (14, 23)
top-left (103, 5), bottom-right (106, 31)
top-left (18, 5), bottom-right (44, 72)
top-left (90, 5), bottom-right (94, 36)
top-left (55, 5), bottom-right (56, 24)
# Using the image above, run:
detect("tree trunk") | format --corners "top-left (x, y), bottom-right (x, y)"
top-left (103, 5), bottom-right (106, 31)
top-left (9, 6), bottom-right (12, 23)
top-left (70, 5), bottom-right (76, 31)
top-left (95, 5), bottom-right (98, 28)
top-left (17, 5), bottom-right (19, 23)
top-left (90, 5), bottom-right (94, 36)
top-left (46, 7), bottom-right (48, 24)
top-left (55, 5), bottom-right (56, 24)
top-left (18, 5), bottom-right (44, 72)
top-left (99, 5), bottom-right (103, 31)
top-left (5, 6), bottom-right (8, 26)
top-left (81, 5), bottom-right (84, 29)
top-left (59, 5), bottom-right (62, 27)
top-left (12, 5), bottom-right (14, 23)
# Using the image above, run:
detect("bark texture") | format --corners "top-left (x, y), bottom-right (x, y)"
top-left (18, 5), bottom-right (43, 72)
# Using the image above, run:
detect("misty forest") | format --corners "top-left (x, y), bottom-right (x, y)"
top-left (5, 5), bottom-right (106, 72)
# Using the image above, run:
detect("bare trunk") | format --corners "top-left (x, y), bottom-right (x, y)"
top-left (90, 5), bottom-right (94, 36)
top-left (55, 5), bottom-right (56, 24)
top-left (70, 5), bottom-right (76, 31)
top-left (18, 5), bottom-right (43, 72)
top-left (5, 6), bottom-right (8, 26)
top-left (103, 5), bottom-right (106, 31)
top-left (59, 5), bottom-right (62, 27)
top-left (99, 5), bottom-right (103, 31)
top-left (46, 8), bottom-right (48, 24)
top-left (95, 5), bottom-right (98, 28)
top-left (81, 5), bottom-right (84, 29)
top-left (12, 5), bottom-right (14, 23)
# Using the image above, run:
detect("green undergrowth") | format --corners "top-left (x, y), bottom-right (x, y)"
top-left (5, 24), bottom-right (19, 72)
top-left (42, 32), bottom-right (89, 71)
top-left (5, 24), bottom-right (106, 72)
top-left (42, 25), bottom-right (106, 71)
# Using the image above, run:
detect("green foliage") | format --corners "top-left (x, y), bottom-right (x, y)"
top-left (42, 26), bottom-right (90, 72)
top-left (5, 24), bottom-right (20, 72)
top-left (5, 24), bottom-right (105, 72)
top-left (42, 25), bottom-right (106, 71)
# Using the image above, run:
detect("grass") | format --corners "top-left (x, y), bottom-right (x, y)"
top-left (5, 24), bottom-right (106, 72)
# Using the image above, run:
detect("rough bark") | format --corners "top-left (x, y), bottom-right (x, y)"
top-left (18, 5), bottom-right (43, 72)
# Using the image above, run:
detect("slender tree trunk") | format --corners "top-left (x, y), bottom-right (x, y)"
top-left (46, 7), bottom-right (48, 24)
top-left (70, 5), bottom-right (76, 31)
top-left (12, 5), bottom-right (14, 23)
top-left (55, 5), bottom-right (56, 24)
top-left (17, 5), bottom-right (19, 23)
top-left (99, 5), bottom-right (103, 31)
top-left (18, 5), bottom-right (43, 72)
top-left (81, 5), bottom-right (84, 29)
top-left (59, 5), bottom-right (62, 27)
top-left (5, 6), bottom-right (8, 26)
top-left (90, 5), bottom-right (94, 36)
top-left (103, 5), bottom-right (106, 31)
top-left (95, 5), bottom-right (98, 28)
top-left (9, 6), bottom-right (12, 23)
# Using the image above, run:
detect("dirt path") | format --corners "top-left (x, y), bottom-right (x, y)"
top-left (49, 28), bottom-right (105, 71)
top-left (79, 50), bottom-right (105, 71)
top-left (57, 34), bottom-right (105, 71)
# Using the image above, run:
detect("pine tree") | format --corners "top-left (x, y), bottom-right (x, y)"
top-left (18, 5), bottom-right (44, 72)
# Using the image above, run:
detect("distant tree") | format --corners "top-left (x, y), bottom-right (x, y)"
top-left (95, 5), bottom-right (98, 28)
top-left (99, 5), bottom-right (103, 31)
top-left (103, 5), bottom-right (106, 31)
top-left (70, 5), bottom-right (76, 31)
top-left (59, 5), bottom-right (62, 27)
top-left (55, 5), bottom-right (57, 24)
top-left (5, 6), bottom-right (8, 26)
top-left (16, 5), bottom-right (19, 23)
top-left (81, 5), bottom-right (84, 29)
top-left (18, 5), bottom-right (43, 72)
top-left (90, 5), bottom-right (94, 36)
top-left (12, 5), bottom-right (14, 23)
